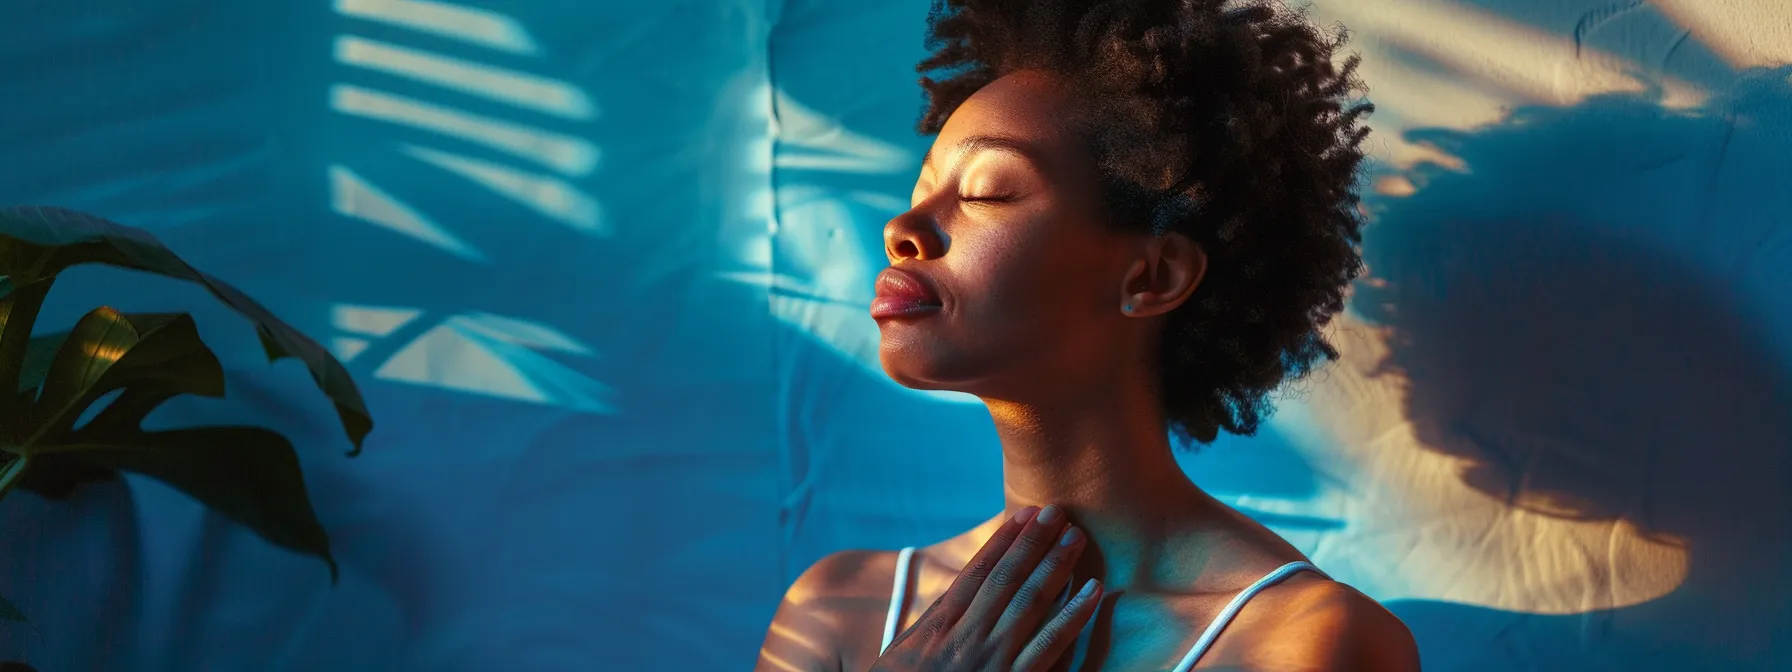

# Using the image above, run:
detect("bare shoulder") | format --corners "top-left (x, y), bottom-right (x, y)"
top-left (755, 550), bottom-right (902, 672)
top-left (791, 549), bottom-right (894, 599)
top-left (1228, 577), bottom-right (1420, 671)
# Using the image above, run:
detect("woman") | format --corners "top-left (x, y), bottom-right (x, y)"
top-left (757, 0), bottom-right (1418, 669)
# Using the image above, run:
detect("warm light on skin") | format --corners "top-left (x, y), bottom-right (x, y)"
top-left (755, 650), bottom-right (806, 672)
top-left (766, 622), bottom-right (824, 657)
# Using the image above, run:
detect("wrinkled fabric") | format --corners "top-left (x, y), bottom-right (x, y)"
top-left (1, 1), bottom-right (1788, 670)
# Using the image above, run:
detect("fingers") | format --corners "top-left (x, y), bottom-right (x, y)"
top-left (914, 506), bottom-right (1036, 636)
top-left (962, 505), bottom-right (1069, 634)
top-left (989, 523), bottom-right (1084, 641)
top-left (1012, 578), bottom-right (1104, 672)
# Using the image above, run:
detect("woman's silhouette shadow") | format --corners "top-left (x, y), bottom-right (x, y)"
top-left (1359, 67), bottom-right (1792, 669)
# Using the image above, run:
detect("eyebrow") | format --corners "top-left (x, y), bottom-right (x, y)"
top-left (920, 134), bottom-right (1043, 171)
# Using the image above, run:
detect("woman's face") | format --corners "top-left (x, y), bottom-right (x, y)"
top-left (874, 71), bottom-right (1143, 398)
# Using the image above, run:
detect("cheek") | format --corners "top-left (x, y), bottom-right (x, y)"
top-left (948, 216), bottom-right (1112, 324)
top-left (877, 214), bottom-right (1116, 390)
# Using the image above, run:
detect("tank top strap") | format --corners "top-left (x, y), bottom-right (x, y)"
top-left (879, 546), bottom-right (917, 654)
top-left (1170, 560), bottom-right (1327, 672)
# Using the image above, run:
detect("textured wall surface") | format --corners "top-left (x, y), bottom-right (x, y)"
top-left (1, 0), bottom-right (1788, 669)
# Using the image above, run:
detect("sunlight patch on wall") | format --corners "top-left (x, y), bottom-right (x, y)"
top-left (449, 312), bottom-right (595, 356)
top-left (1308, 0), bottom-right (1707, 109)
top-left (330, 303), bottom-right (423, 362)
top-left (334, 0), bottom-right (540, 55)
top-left (1344, 40), bottom-right (1510, 173)
top-left (402, 145), bottom-right (608, 235)
top-left (331, 85), bottom-right (599, 176)
top-left (1306, 0), bottom-right (1739, 188)
top-left (331, 304), bottom-right (614, 412)
top-left (330, 1), bottom-right (604, 240)
top-left (718, 188), bottom-right (881, 373)
top-left (1214, 315), bottom-right (1689, 615)
top-left (1654, 0), bottom-right (1792, 69)
top-left (723, 86), bottom-right (975, 404)
top-left (329, 164), bottom-right (485, 260)
top-left (325, 4), bottom-right (612, 409)
top-left (771, 90), bottom-right (912, 174)
top-left (334, 36), bottom-right (597, 120)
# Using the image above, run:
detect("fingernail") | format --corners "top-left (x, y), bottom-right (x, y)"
top-left (1036, 505), bottom-right (1061, 524)
top-left (1076, 578), bottom-right (1098, 599)
top-left (1058, 526), bottom-right (1082, 547)
top-left (1013, 506), bottom-right (1039, 523)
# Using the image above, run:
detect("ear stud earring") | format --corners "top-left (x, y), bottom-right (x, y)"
top-left (1123, 304), bottom-right (1133, 312)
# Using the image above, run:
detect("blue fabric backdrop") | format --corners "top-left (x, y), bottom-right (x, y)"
top-left (2, 0), bottom-right (1789, 669)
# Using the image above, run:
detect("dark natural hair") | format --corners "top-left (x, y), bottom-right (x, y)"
top-left (916, 0), bottom-right (1373, 443)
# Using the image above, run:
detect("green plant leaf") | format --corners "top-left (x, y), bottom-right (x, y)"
top-left (15, 332), bottom-right (64, 395)
top-left (8, 331), bottom-right (119, 498)
top-left (65, 427), bottom-right (338, 582)
top-left (0, 206), bottom-right (371, 455)
top-left (0, 278), bottom-right (53, 441)
top-left (11, 312), bottom-right (338, 578)
top-left (14, 451), bottom-right (118, 499)
top-left (26, 310), bottom-right (223, 446)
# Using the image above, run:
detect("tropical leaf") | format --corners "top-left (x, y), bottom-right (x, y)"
top-left (27, 309), bottom-right (223, 443)
top-left (6, 333), bottom-right (117, 496)
top-left (0, 206), bottom-right (371, 454)
top-left (12, 452), bottom-right (117, 499)
top-left (0, 278), bottom-right (53, 438)
top-left (14, 332), bottom-right (63, 395)
top-left (5, 311), bottom-right (336, 577)
top-left (0, 207), bottom-right (365, 639)
top-left (66, 427), bottom-right (336, 581)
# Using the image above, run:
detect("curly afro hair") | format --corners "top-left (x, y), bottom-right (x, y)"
top-left (915, 0), bottom-right (1374, 444)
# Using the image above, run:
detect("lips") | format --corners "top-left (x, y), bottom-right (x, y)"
top-left (871, 267), bottom-right (943, 320)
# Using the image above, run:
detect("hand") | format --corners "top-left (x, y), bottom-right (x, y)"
top-left (869, 505), bottom-right (1102, 672)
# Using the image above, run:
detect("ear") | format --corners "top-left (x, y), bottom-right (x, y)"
top-left (1119, 232), bottom-right (1205, 317)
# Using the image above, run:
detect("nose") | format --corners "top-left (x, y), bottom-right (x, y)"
top-left (883, 208), bottom-right (945, 262)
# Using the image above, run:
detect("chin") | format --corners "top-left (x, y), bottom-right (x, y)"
top-left (878, 345), bottom-right (949, 391)
top-left (878, 333), bottom-right (1002, 396)
top-left (876, 327), bottom-right (970, 391)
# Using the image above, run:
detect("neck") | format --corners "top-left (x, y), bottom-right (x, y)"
top-left (979, 377), bottom-right (1217, 591)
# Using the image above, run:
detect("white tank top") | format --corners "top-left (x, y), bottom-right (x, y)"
top-left (877, 546), bottom-right (1327, 671)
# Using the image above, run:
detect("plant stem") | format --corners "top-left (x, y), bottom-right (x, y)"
top-left (0, 453), bottom-right (31, 501)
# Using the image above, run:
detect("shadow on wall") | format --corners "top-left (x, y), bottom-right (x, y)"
top-left (1359, 66), bottom-right (1792, 670)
